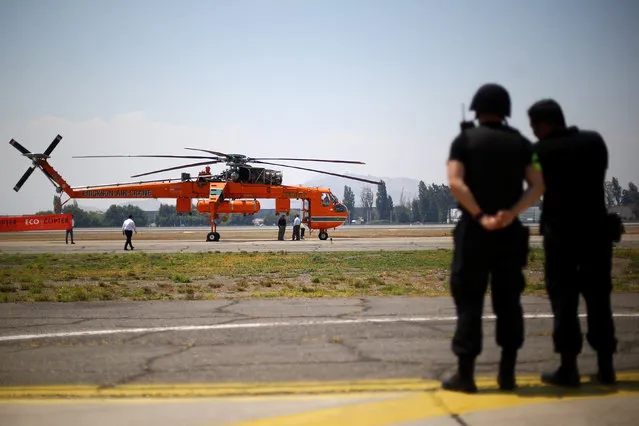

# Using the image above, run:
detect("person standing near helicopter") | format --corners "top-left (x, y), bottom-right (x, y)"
top-left (277, 214), bottom-right (287, 241)
top-left (65, 214), bottom-right (75, 244)
top-left (442, 83), bottom-right (545, 393)
top-left (292, 214), bottom-right (301, 240)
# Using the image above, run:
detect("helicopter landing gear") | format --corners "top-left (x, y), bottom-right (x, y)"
top-left (206, 218), bottom-right (220, 242)
top-left (318, 231), bottom-right (328, 241)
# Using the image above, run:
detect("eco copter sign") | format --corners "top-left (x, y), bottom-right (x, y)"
top-left (0, 213), bottom-right (72, 232)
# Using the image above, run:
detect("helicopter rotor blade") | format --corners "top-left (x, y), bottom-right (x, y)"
top-left (130, 160), bottom-right (221, 178)
top-left (43, 134), bottom-right (62, 156)
top-left (73, 154), bottom-right (218, 160)
top-left (252, 160), bottom-right (383, 186)
top-left (14, 166), bottom-right (36, 192)
top-left (184, 148), bottom-right (229, 157)
top-left (9, 139), bottom-right (32, 156)
top-left (247, 157), bottom-right (365, 164)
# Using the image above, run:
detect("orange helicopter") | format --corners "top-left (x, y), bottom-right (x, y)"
top-left (10, 135), bottom-right (382, 241)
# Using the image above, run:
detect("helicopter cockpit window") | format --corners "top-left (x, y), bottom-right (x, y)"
top-left (329, 192), bottom-right (347, 212)
top-left (321, 193), bottom-right (330, 207)
top-left (333, 203), bottom-right (347, 213)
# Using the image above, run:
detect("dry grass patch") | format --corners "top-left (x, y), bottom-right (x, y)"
top-left (0, 248), bottom-right (636, 302)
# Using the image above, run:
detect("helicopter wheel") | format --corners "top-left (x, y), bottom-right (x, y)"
top-left (318, 231), bottom-right (328, 241)
top-left (206, 232), bottom-right (221, 242)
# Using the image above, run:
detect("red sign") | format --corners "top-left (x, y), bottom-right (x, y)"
top-left (0, 213), bottom-right (73, 232)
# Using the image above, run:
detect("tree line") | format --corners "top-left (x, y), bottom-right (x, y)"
top-left (604, 177), bottom-right (639, 218)
top-left (38, 197), bottom-right (292, 228)
top-left (342, 180), bottom-right (457, 224)
top-left (343, 176), bottom-right (639, 225)
top-left (41, 199), bottom-right (153, 228)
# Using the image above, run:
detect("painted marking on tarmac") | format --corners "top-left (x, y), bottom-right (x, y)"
top-left (1, 375), bottom-right (637, 426)
top-left (223, 372), bottom-right (639, 426)
top-left (0, 378), bottom-right (440, 400)
top-left (0, 313), bottom-right (637, 343)
top-left (0, 372), bottom-right (637, 401)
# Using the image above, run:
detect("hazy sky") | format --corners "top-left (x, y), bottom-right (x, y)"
top-left (1, 0), bottom-right (637, 215)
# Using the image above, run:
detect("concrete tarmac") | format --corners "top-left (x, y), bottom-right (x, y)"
top-left (0, 296), bottom-right (638, 425)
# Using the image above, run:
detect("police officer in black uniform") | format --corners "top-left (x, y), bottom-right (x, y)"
top-left (528, 99), bottom-right (618, 386)
top-left (442, 83), bottom-right (545, 393)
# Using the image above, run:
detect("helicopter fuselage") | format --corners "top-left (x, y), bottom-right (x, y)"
top-left (39, 160), bottom-right (347, 241)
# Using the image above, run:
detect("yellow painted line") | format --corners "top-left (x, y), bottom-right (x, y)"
top-left (0, 378), bottom-right (440, 399)
top-left (225, 372), bottom-right (639, 426)
top-left (0, 372), bottom-right (637, 405)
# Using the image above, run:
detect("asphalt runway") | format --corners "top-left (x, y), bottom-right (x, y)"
top-left (0, 296), bottom-right (638, 425)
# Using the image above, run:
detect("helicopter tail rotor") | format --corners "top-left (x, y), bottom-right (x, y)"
top-left (10, 135), bottom-right (63, 192)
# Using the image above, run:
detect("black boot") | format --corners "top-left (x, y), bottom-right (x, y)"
top-left (498, 349), bottom-right (518, 391)
top-left (541, 353), bottom-right (581, 387)
top-left (595, 352), bottom-right (616, 385)
top-left (442, 356), bottom-right (478, 393)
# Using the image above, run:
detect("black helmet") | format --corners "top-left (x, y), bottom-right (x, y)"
top-left (469, 83), bottom-right (511, 118)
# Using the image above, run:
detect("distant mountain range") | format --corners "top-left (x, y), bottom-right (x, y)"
top-left (78, 176), bottom-right (424, 211)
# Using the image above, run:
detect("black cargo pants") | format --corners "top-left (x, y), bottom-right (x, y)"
top-left (543, 227), bottom-right (617, 356)
top-left (124, 230), bottom-right (134, 250)
top-left (450, 217), bottom-right (529, 358)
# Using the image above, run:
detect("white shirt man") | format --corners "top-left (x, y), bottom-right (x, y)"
top-left (122, 215), bottom-right (137, 250)
top-left (122, 217), bottom-right (136, 232)
top-left (292, 214), bottom-right (301, 241)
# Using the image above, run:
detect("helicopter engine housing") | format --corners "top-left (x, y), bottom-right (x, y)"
top-left (224, 166), bottom-right (283, 185)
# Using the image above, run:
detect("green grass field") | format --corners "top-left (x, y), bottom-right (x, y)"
top-left (1, 248), bottom-right (637, 302)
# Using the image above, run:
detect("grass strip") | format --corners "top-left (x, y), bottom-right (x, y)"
top-left (0, 249), bottom-right (636, 302)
